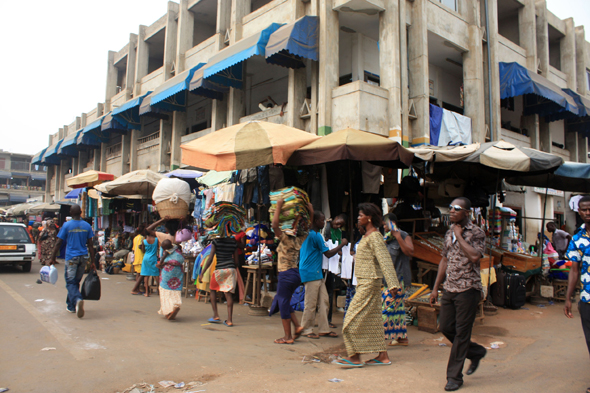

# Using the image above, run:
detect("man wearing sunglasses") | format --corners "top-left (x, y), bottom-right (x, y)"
top-left (430, 197), bottom-right (487, 391)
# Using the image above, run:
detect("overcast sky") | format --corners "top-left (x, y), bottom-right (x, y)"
top-left (0, 0), bottom-right (588, 156)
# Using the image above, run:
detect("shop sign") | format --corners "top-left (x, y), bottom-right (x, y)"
top-left (533, 187), bottom-right (564, 197)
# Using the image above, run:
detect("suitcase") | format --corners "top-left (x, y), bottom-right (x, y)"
top-left (505, 272), bottom-right (526, 309)
top-left (491, 266), bottom-right (506, 307)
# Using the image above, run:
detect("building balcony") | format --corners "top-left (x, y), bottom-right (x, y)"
top-left (497, 35), bottom-right (527, 67)
top-left (331, 80), bottom-right (389, 135)
top-left (240, 105), bottom-right (289, 125)
top-left (140, 67), bottom-right (165, 96)
top-left (106, 142), bottom-right (122, 160)
top-left (0, 184), bottom-right (45, 192)
top-left (138, 131), bottom-right (160, 152)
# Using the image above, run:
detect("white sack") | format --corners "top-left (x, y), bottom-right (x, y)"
top-left (153, 178), bottom-right (191, 205)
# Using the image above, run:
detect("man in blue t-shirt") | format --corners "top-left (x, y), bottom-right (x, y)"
top-left (299, 210), bottom-right (347, 339)
top-left (50, 204), bottom-right (95, 318)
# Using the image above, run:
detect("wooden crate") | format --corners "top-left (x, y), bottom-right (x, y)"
top-left (414, 232), bottom-right (444, 265)
top-left (502, 252), bottom-right (541, 273)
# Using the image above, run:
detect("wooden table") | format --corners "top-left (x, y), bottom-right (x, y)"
top-left (182, 255), bottom-right (196, 298)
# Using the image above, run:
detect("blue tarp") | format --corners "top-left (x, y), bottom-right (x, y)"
top-left (148, 64), bottom-right (206, 112)
top-left (111, 92), bottom-right (150, 130)
top-left (265, 16), bottom-right (318, 69)
top-left (57, 129), bottom-right (83, 157)
top-left (203, 23), bottom-right (284, 89)
top-left (31, 148), bottom-right (48, 166)
top-left (429, 104), bottom-right (443, 146)
top-left (499, 62), bottom-right (579, 118)
top-left (65, 188), bottom-right (84, 199)
top-left (42, 139), bottom-right (64, 165)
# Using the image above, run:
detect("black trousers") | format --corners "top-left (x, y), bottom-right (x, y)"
top-left (439, 289), bottom-right (487, 384)
top-left (580, 301), bottom-right (590, 356)
top-left (325, 271), bottom-right (335, 323)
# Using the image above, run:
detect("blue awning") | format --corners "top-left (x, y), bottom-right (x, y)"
top-left (0, 171), bottom-right (11, 179)
top-left (499, 62), bottom-right (579, 118)
top-left (148, 64), bottom-right (206, 112)
top-left (111, 92), bottom-right (150, 130)
top-left (202, 23), bottom-right (284, 89)
top-left (78, 115), bottom-right (109, 146)
top-left (65, 188), bottom-right (84, 199)
top-left (30, 173), bottom-right (46, 181)
top-left (188, 66), bottom-right (229, 100)
top-left (546, 88), bottom-right (590, 123)
top-left (41, 139), bottom-right (64, 165)
top-left (101, 112), bottom-right (129, 134)
top-left (265, 16), bottom-right (318, 69)
top-left (31, 148), bottom-right (48, 166)
top-left (57, 129), bottom-right (83, 157)
top-left (139, 94), bottom-right (171, 119)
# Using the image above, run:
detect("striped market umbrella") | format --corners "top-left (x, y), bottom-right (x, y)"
top-left (66, 170), bottom-right (115, 189)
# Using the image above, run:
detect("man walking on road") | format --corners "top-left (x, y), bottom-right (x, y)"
top-left (51, 205), bottom-right (95, 318)
top-left (299, 210), bottom-right (347, 339)
top-left (564, 195), bottom-right (590, 393)
top-left (430, 197), bottom-right (487, 391)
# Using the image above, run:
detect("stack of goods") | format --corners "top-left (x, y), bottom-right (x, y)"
top-left (269, 187), bottom-right (312, 236)
top-left (153, 178), bottom-right (191, 219)
top-left (246, 245), bottom-right (274, 266)
top-left (203, 201), bottom-right (246, 238)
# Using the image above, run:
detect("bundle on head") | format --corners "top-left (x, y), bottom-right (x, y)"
top-left (269, 186), bottom-right (312, 236)
top-left (203, 201), bottom-right (246, 238)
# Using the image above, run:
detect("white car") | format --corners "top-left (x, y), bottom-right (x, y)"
top-left (0, 223), bottom-right (36, 272)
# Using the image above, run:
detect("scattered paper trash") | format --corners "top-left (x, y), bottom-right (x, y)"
top-left (328, 378), bottom-right (344, 383)
top-left (434, 336), bottom-right (444, 341)
top-left (158, 381), bottom-right (176, 388)
top-left (101, 277), bottom-right (109, 280)
top-left (537, 304), bottom-right (546, 308)
top-left (439, 343), bottom-right (447, 347)
top-left (35, 299), bottom-right (44, 302)
top-left (0, 388), bottom-right (8, 392)
top-left (521, 307), bottom-right (529, 310)
top-left (201, 323), bottom-right (211, 326)
top-left (128, 389), bottom-right (142, 393)
top-left (41, 347), bottom-right (56, 351)
top-left (174, 382), bottom-right (185, 389)
top-left (490, 341), bottom-right (504, 349)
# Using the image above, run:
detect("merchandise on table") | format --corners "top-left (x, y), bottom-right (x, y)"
top-left (269, 186), bottom-right (312, 236)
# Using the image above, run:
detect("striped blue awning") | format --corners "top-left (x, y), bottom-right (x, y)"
top-left (78, 115), bottom-right (109, 146)
top-left (265, 16), bottom-right (319, 69)
top-left (148, 65), bottom-right (205, 112)
top-left (111, 92), bottom-right (150, 130)
top-left (31, 148), bottom-right (48, 166)
top-left (41, 139), bottom-right (64, 165)
top-left (57, 129), bottom-right (83, 157)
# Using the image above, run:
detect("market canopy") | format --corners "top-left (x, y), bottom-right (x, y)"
top-left (57, 129), bottom-right (83, 157)
top-left (31, 148), bottom-right (48, 167)
top-left (287, 128), bottom-right (414, 168)
top-left (499, 62), bottom-right (579, 118)
top-left (165, 169), bottom-right (204, 179)
top-left (94, 169), bottom-right (165, 197)
top-left (66, 170), bottom-right (115, 189)
top-left (180, 120), bottom-right (320, 171)
top-left (506, 161), bottom-right (590, 193)
top-left (41, 139), bottom-right (64, 165)
top-left (409, 143), bottom-right (481, 163)
top-left (110, 92), bottom-right (151, 130)
top-left (28, 203), bottom-right (61, 214)
top-left (201, 23), bottom-right (284, 89)
top-left (6, 202), bottom-right (40, 216)
top-left (265, 16), bottom-right (318, 69)
top-left (147, 64), bottom-right (205, 112)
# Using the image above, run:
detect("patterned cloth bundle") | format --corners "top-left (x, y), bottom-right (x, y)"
top-left (203, 201), bottom-right (246, 238)
top-left (269, 186), bottom-right (312, 236)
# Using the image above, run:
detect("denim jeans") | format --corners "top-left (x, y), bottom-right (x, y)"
top-left (65, 256), bottom-right (87, 311)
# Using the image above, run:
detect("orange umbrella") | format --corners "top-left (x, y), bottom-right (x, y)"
top-left (66, 170), bottom-right (115, 189)
top-left (180, 121), bottom-right (320, 171)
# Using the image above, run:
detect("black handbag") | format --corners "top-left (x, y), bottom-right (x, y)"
top-left (81, 270), bottom-right (101, 301)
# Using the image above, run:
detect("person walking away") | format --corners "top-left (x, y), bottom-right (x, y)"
top-left (199, 235), bottom-right (239, 327)
top-left (323, 214), bottom-right (348, 328)
top-left (50, 205), bottom-right (95, 318)
top-left (157, 240), bottom-right (184, 320)
top-left (299, 210), bottom-right (346, 339)
top-left (564, 195), bottom-right (590, 393)
top-left (335, 203), bottom-right (399, 368)
top-left (269, 198), bottom-right (309, 344)
top-left (344, 225), bottom-right (366, 319)
top-left (135, 231), bottom-right (159, 297)
top-left (129, 226), bottom-right (146, 294)
top-left (382, 213), bottom-right (414, 346)
top-left (547, 221), bottom-right (571, 259)
top-left (39, 220), bottom-right (58, 266)
top-left (429, 197), bottom-right (487, 391)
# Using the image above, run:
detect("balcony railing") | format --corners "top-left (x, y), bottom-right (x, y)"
top-left (0, 184), bottom-right (45, 191)
top-left (10, 162), bottom-right (31, 171)
top-left (106, 143), bottom-right (122, 160)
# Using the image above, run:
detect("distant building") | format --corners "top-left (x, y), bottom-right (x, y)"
top-left (0, 150), bottom-right (46, 207)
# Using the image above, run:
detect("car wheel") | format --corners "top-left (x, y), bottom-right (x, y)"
top-left (22, 261), bottom-right (32, 273)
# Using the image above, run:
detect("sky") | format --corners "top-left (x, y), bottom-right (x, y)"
top-left (0, 0), bottom-right (589, 156)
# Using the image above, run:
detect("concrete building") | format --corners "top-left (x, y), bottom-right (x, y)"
top-left (32, 0), bottom-right (590, 244)
top-left (0, 150), bottom-right (46, 207)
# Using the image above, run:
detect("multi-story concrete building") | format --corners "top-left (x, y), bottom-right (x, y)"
top-left (0, 150), bottom-right (46, 207)
top-left (32, 0), bottom-right (590, 243)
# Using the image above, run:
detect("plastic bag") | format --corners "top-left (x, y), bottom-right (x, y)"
top-left (81, 270), bottom-right (101, 301)
top-left (175, 228), bottom-right (192, 243)
top-left (40, 265), bottom-right (58, 285)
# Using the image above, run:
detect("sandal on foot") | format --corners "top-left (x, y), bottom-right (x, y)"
top-left (333, 358), bottom-right (365, 367)
top-left (208, 317), bottom-right (222, 323)
top-left (365, 359), bottom-right (392, 366)
top-left (304, 333), bottom-right (320, 339)
top-left (274, 338), bottom-right (294, 344)
top-left (293, 328), bottom-right (304, 340)
top-left (223, 320), bottom-right (234, 327)
top-left (388, 339), bottom-right (409, 346)
top-left (329, 323), bottom-right (337, 328)
top-left (319, 331), bottom-right (338, 338)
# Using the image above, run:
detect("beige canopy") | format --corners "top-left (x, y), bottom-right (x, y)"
top-left (94, 170), bottom-right (165, 197)
top-left (408, 143), bottom-right (481, 162)
top-left (66, 170), bottom-right (115, 188)
top-left (28, 203), bottom-right (61, 214)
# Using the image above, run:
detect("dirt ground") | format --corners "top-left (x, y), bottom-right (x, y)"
top-left (1, 262), bottom-right (588, 393)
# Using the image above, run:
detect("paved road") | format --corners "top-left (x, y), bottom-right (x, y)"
top-left (0, 262), bottom-right (588, 392)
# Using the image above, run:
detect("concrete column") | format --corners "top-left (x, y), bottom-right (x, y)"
top-left (463, 24), bottom-right (486, 143)
top-left (230, 0), bottom-right (250, 43)
top-left (176, 0), bottom-right (194, 74)
top-left (211, 98), bottom-right (228, 131)
top-left (93, 150), bottom-right (101, 171)
top-left (159, 119), bottom-right (173, 172)
top-left (121, 133), bottom-right (131, 175)
top-left (225, 0), bottom-right (250, 127)
top-left (45, 166), bottom-right (53, 202)
top-left (578, 134), bottom-right (589, 163)
top-left (575, 27), bottom-right (587, 96)
top-left (72, 158), bottom-right (79, 176)
top-left (539, 118), bottom-right (551, 153)
top-left (216, 0), bottom-right (231, 50)
top-left (486, 0), bottom-right (501, 141)
top-left (164, 2), bottom-right (179, 81)
top-left (379, 0), bottom-right (402, 140)
top-left (129, 129), bottom-right (140, 171)
top-left (77, 150), bottom-right (87, 174)
top-left (399, 0), bottom-right (409, 146)
top-left (566, 131), bottom-right (579, 161)
top-left (522, 114), bottom-right (540, 149)
top-left (100, 143), bottom-right (107, 172)
top-left (310, 60), bottom-right (319, 135)
top-left (317, 0), bottom-right (339, 136)
top-left (171, 112), bottom-right (186, 169)
top-left (408, 0), bottom-right (429, 145)
top-left (562, 18), bottom-right (577, 90)
top-left (286, 68), bottom-right (307, 130)
top-left (519, 0), bottom-right (537, 71)
top-left (105, 51), bottom-right (117, 112)
top-left (536, 1), bottom-right (549, 76)
top-left (126, 34), bottom-right (138, 98)
top-left (134, 26), bottom-right (149, 97)
top-left (227, 88), bottom-right (245, 126)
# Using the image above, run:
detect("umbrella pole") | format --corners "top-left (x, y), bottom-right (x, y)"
top-left (348, 161), bottom-right (354, 240)
top-left (540, 176), bottom-right (550, 272)
top-left (485, 171), bottom-right (500, 305)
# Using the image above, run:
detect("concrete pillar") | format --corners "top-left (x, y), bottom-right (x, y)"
top-left (579, 134), bottom-right (589, 163)
top-left (225, 0), bottom-right (250, 127)
top-left (309, 0), bottom-right (319, 135)
top-left (129, 129), bottom-right (140, 171)
top-left (536, 1), bottom-right (549, 76)
top-left (100, 143), bottom-right (107, 172)
top-left (93, 150), bottom-right (101, 171)
top-left (522, 114), bottom-right (540, 149)
top-left (408, 0), bottom-right (429, 145)
top-left (134, 26), bottom-right (149, 97)
top-left (575, 27), bottom-right (587, 96)
top-left (463, 24), bottom-right (486, 143)
top-left (486, 0), bottom-right (501, 141)
top-left (77, 150), bottom-right (87, 174)
top-left (45, 166), bottom-right (53, 203)
top-left (566, 131), bottom-right (579, 161)
top-left (216, 0), bottom-right (231, 50)
top-left (539, 118), bottom-right (551, 153)
top-left (164, 2), bottom-right (179, 81)
top-left (562, 18), bottom-right (577, 90)
top-left (519, 0), bottom-right (537, 71)
top-left (379, 0), bottom-right (402, 140)
top-left (286, 68), bottom-right (307, 130)
top-left (399, 0), bottom-right (409, 146)
top-left (171, 112), bottom-right (186, 169)
top-left (230, 0), bottom-right (250, 43)
top-left (317, 0), bottom-right (339, 136)
top-left (211, 98), bottom-right (228, 131)
top-left (176, 0), bottom-right (194, 74)
top-left (105, 51), bottom-right (117, 112)
top-left (159, 119), bottom-right (173, 172)
top-left (126, 34), bottom-right (138, 99)
top-left (227, 88), bottom-right (245, 126)
top-left (121, 133), bottom-right (131, 175)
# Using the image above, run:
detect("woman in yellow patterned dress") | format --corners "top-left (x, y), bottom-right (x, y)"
top-left (335, 203), bottom-right (400, 368)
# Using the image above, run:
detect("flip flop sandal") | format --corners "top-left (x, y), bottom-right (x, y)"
top-left (223, 320), bottom-right (234, 327)
top-left (333, 358), bottom-right (365, 367)
top-left (388, 340), bottom-right (409, 346)
top-left (329, 323), bottom-right (337, 328)
top-left (319, 331), bottom-right (338, 338)
top-left (274, 338), bottom-right (294, 345)
top-left (293, 329), bottom-right (304, 340)
top-left (305, 334), bottom-right (320, 339)
top-left (208, 318), bottom-right (222, 324)
top-left (365, 359), bottom-right (392, 366)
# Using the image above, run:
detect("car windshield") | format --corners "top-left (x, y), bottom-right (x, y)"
top-left (0, 226), bottom-right (31, 244)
